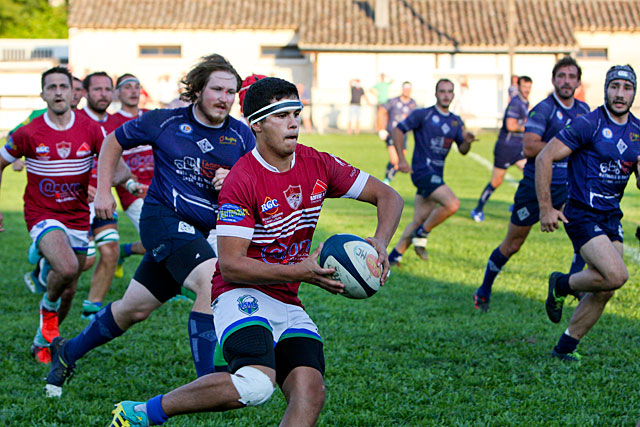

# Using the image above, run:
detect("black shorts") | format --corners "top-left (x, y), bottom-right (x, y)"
top-left (510, 176), bottom-right (567, 226)
top-left (564, 201), bottom-right (623, 252)
top-left (90, 210), bottom-right (118, 234)
top-left (493, 140), bottom-right (524, 169)
top-left (412, 173), bottom-right (445, 199)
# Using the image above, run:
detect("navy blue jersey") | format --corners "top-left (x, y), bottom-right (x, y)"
top-left (523, 94), bottom-right (590, 184)
top-left (497, 95), bottom-right (529, 146)
top-left (383, 96), bottom-right (418, 134)
top-left (398, 106), bottom-right (464, 180)
top-left (115, 106), bottom-right (255, 230)
top-left (557, 106), bottom-right (640, 213)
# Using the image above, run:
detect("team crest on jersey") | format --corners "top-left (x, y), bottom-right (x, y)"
top-left (617, 139), bottom-right (628, 154)
top-left (556, 111), bottom-right (563, 120)
top-left (179, 123), bottom-right (193, 134)
top-left (630, 132), bottom-right (640, 142)
top-left (237, 295), bottom-right (259, 315)
top-left (441, 123), bottom-right (450, 134)
top-left (261, 197), bottom-right (279, 215)
top-left (451, 120), bottom-right (459, 127)
top-left (602, 128), bottom-right (613, 139)
top-left (432, 115), bottom-right (440, 124)
top-left (310, 179), bottom-right (327, 203)
top-left (219, 135), bottom-right (237, 145)
top-left (196, 138), bottom-right (214, 153)
top-left (283, 185), bottom-right (302, 209)
top-left (35, 143), bottom-right (50, 157)
top-left (56, 141), bottom-right (71, 159)
top-left (76, 142), bottom-right (91, 157)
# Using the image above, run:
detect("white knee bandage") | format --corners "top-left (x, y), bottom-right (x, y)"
top-left (87, 240), bottom-right (96, 258)
top-left (230, 366), bottom-right (275, 406)
top-left (94, 229), bottom-right (119, 247)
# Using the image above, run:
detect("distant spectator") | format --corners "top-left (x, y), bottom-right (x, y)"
top-left (348, 78), bottom-right (369, 135)
top-left (371, 73), bottom-right (392, 106)
top-left (508, 75), bottom-right (519, 101)
top-left (296, 82), bottom-right (313, 133)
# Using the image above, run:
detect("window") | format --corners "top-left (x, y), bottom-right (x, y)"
top-left (139, 45), bottom-right (182, 57)
top-left (261, 45), bottom-right (305, 59)
top-left (576, 48), bottom-right (607, 60)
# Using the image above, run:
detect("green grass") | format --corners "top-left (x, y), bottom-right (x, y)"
top-left (1, 132), bottom-right (640, 426)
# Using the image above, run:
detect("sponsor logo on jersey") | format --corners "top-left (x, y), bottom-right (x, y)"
top-left (283, 185), bottom-right (302, 210)
top-left (237, 295), bottom-right (259, 315)
top-left (602, 128), bottom-right (613, 139)
top-left (35, 143), bottom-right (50, 157)
top-left (56, 141), bottom-right (71, 159)
top-left (178, 221), bottom-right (195, 234)
top-left (5, 135), bottom-right (16, 151)
top-left (432, 115), bottom-right (440, 124)
top-left (261, 239), bottom-right (312, 264)
top-left (617, 139), bottom-right (628, 154)
top-left (630, 132), bottom-right (640, 142)
top-left (261, 197), bottom-right (279, 215)
top-left (196, 138), bottom-right (214, 153)
top-left (219, 135), bottom-right (237, 145)
top-left (76, 142), bottom-right (91, 157)
top-left (179, 123), bottom-right (193, 134)
top-left (556, 111), bottom-right (563, 120)
top-left (218, 203), bottom-right (249, 223)
top-left (310, 179), bottom-right (327, 203)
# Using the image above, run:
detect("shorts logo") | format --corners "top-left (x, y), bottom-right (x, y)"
top-left (594, 225), bottom-right (602, 232)
top-left (310, 179), bottom-right (327, 203)
top-left (261, 197), bottom-right (279, 215)
top-left (178, 221), bottom-right (195, 234)
top-left (196, 138), bottom-right (214, 153)
top-left (441, 123), bottom-right (450, 134)
top-left (36, 143), bottom-right (50, 157)
top-left (430, 175), bottom-right (443, 184)
top-left (618, 225), bottom-right (623, 237)
top-left (179, 124), bottom-right (193, 134)
top-left (76, 142), bottom-right (91, 157)
top-left (432, 115), bottom-right (440, 124)
top-left (283, 185), bottom-right (302, 210)
top-left (56, 141), bottom-right (71, 159)
top-left (556, 111), bottom-right (563, 120)
top-left (516, 207), bottom-right (530, 221)
top-left (152, 243), bottom-right (166, 257)
top-left (218, 203), bottom-right (248, 223)
top-left (602, 128), bottom-right (613, 139)
top-left (617, 139), bottom-right (628, 154)
top-left (237, 295), bottom-right (259, 315)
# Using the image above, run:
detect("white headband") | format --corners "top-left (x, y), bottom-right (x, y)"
top-left (117, 77), bottom-right (140, 89)
top-left (247, 100), bottom-right (303, 125)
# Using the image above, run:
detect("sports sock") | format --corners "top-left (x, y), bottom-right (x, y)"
top-left (144, 395), bottom-right (168, 425)
top-left (568, 252), bottom-right (585, 274)
top-left (188, 311), bottom-right (216, 377)
top-left (475, 183), bottom-right (496, 212)
top-left (413, 225), bottom-right (429, 239)
top-left (554, 331), bottom-right (579, 354)
top-left (554, 273), bottom-right (572, 297)
top-left (384, 162), bottom-right (397, 181)
top-left (477, 247), bottom-right (509, 298)
top-left (41, 293), bottom-right (60, 311)
top-left (388, 248), bottom-right (402, 261)
top-left (65, 302), bottom-right (124, 363)
top-left (121, 243), bottom-right (134, 258)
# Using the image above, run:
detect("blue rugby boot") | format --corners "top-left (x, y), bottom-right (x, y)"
top-left (110, 401), bottom-right (149, 427)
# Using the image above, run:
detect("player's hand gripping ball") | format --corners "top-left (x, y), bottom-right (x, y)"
top-left (319, 234), bottom-right (382, 299)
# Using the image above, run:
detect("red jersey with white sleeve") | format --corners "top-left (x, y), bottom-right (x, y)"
top-left (0, 111), bottom-right (104, 230)
top-left (110, 109), bottom-right (154, 210)
top-left (76, 107), bottom-right (120, 188)
top-left (212, 144), bottom-right (370, 307)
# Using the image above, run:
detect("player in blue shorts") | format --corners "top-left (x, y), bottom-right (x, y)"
top-left (387, 79), bottom-right (475, 264)
top-left (471, 76), bottom-right (532, 222)
top-left (536, 65), bottom-right (639, 362)
top-left (44, 54), bottom-right (255, 397)
top-left (473, 57), bottom-right (590, 312)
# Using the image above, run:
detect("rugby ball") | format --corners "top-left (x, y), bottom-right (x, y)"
top-left (319, 234), bottom-right (382, 299)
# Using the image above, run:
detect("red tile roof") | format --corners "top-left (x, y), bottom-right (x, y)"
top-left (68, 0), bottom-right (640, 51)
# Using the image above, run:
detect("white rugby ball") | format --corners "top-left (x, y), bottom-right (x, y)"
top-left (319, 234), bottom-right (382, 299)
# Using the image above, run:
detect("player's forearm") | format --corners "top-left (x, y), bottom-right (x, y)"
top-left (219, 254), bottom-right (305, 285)
top-left (534, 150), bottom-right (554, 209)
top-left (372, 189), bottom-right (404, 248)
top-left (113, 158), bottom-right (132, 186)
top-left (523, 133), bottom-right (546, 158)
top-left (506, 118), bottom-right (525, 133)
top-left (97, 134), bottom-right (124, 194)
top-left (392, 128), bottom-right (406, 162)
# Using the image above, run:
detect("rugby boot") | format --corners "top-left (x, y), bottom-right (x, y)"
top-left (473, 290), bottom-right (490, 312)
top-left (110, 401), bottom-right (149, 427)
top-left (411, 227), bottom-right (429, 261)
top-left (45, 337), bottom-right (75, 398)
top-left (545, 272), bottom-right (565, 323)
top-left (551, 348), bottom-right (581, 363)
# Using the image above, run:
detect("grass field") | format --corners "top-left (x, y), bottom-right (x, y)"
top-left (1, 132), bottom-right (640, 426)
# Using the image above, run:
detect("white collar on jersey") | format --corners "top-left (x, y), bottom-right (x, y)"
top-left (552, 91), bottom-right (575, 110)
top-left (251, 147), bottom-right (296, 173)
top-left (434, 105), bottom-right (450, 116)
top-left (117, 109), bottom-right (142, 119)
top-left (192, 104), bottom-right (224, 129)
top-left (83, 106), bottom-right (108, 122)
top-left (603, 104), bottom-right (629, 126)
top-left (44, 110), bottom-right (75, 131)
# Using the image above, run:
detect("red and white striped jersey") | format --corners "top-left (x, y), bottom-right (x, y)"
top-left (1, 111), bottom-right (104, 230)
top-left (212, 144), bottom-right (369, 306)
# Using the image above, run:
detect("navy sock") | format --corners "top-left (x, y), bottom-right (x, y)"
top-left (188, 311), bottom-right (216, 377)
top-left (569, 252), bottom-right (585, 274)
top-left (477, 247), bottom-right (509, 299)
top-left (554, 332), bottom-right (579, 354)
top-left (121, 243), bottom-right (133, 257)
top-left (389, 248), bottom-right (402, 261)
top-left (146, 395), bottom-right (168, 425)
top-left (554, 273), bottom-right (572, 297)
top-left (385, 163), bottom-right (397, 181)
top-left (65, 303), bottom-right (124, 363)
top-left (475, 183), bottom-right (496, 212)
top-left (414, 225), bottom-right (429, 238)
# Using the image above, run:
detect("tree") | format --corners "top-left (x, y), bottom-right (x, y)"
top-left (0, 0), bottom-right (67, 38)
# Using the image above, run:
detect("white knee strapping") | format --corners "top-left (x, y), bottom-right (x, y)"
top-left (94, 229), bottom-right (120, 247)
top-left (87, 240), bottom-right (96, 258)
top-left (230, 366), bottom-right (275, 407)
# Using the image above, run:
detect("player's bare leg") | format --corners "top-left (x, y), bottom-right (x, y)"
top-left (421, 184), bottom-right (460, 232)
top-left (280, 366), bottom-right (325, 427)
top-left (182, 258), bottom-right (218, 315)
top-left (388, 194), bottom-right (434, 264)
top-left (88, 224), bottom-right (119, 303)
top-left (489, 167), bottom-right (507, 188)
top-left (498, 221), bottom-right (532, 257)
top-left (111, 280), bottom-right (163, 330)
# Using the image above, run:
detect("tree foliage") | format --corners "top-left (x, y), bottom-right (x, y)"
top-left (0, 0), bottom-right (67, 38)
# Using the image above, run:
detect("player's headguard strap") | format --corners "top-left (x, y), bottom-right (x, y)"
top-left (117, 77), bottom-right (140, 89)
top-left (247, 100), bottom-right (303, 125)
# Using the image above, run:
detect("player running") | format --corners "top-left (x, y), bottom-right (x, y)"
top-left (473, 57), bottom-right (590, 312)
top-left (471, 76), bottom-right (532, 222)
top-left (536, 65), bottom-right (639, 361)
top-left (387, 79), bottom-right (475, 265)
top-left (45, 54), bottom-right (255, 397)
top-left (106, 76), bottom-right (403, 427)
top-left (0, 66), bottom-right (129, 364)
